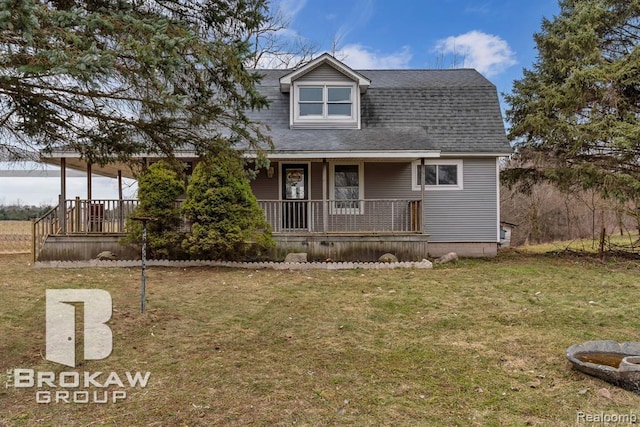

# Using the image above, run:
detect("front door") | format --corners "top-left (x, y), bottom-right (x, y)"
top-left (281, 164), bottom-right (309, 230)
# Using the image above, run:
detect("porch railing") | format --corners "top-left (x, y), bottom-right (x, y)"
top-left (258, 199), bottom-right (422, 234)
top-left (62, 198), bottom-right (139, 234)
top-left (32, 198), bottom-right (139, 262)
top-left (33, 197), bottom-right (422, 261)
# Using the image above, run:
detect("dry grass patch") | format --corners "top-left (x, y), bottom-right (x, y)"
top-left (517, 232), bottom-right (640, 255)
top-left (0, 220), bottom-right (31, 254)
top-left (1, 253), bottom-right (640, 425)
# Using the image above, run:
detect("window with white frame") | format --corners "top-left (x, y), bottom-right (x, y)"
top-left (330, 162), bottom-right (364, 213)
top-left (412, 160), bottom-right (463, 191)
top-left (295, 84), bottom-right (355, 121)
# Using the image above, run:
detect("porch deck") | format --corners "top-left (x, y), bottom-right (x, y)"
top-left (33, 198), bottom-right (426, 261)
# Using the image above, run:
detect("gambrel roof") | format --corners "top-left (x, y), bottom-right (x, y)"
top-left (40, 58), bottom-right (511, 178)
top-left (247, 66), bottom-right (511, 157)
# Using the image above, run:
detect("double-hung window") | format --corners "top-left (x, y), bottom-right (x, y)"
top-left (296, 84), bottom-right (355, 120)
top-left (330, 162), bottom-right (364, 214)
top-left (412, 160), bottom-right (463, 190)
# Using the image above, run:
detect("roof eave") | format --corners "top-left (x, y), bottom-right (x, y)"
top-left (279, 53), bottom-right (371, 93)
top-left (245, 150), bottom-right (441, 160)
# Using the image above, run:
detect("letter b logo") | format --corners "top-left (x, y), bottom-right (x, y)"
top-left (46, 289), bottom-right (113, 368)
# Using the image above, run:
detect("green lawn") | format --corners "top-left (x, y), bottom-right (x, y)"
top-left (1, 252), bottom-right (640, 426)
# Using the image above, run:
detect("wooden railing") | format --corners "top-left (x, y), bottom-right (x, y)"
top-left (258, 199), bottom-right (422, 234)
top-left (32, 199), bottom-right (139, 262)
top-left (62, 198), bottom-right (139, 234)
top-left (32, 205), bottom-right (61, 262)
top-left (32, 198), bottom-right (422, 261)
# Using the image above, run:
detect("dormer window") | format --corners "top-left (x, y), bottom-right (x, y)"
top-left (295, 83), bottom-right (356, 126)
top-left (298, 86), bottom-right (353, 117)
top-left (280, 53), bottom-right (370, 129)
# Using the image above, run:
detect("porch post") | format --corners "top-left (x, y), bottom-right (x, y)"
top-left (87, 162), bottom-right (92, 200)
top-left (60, 157), bottom-right (67, 201)
top-left (59, 158), bottom-right (67, 234)
top-left (117, 169), bottom-right (124, 232)
top-left (420, 158), bottom-right (425, 234)
top-left (322, 158), bottom-right (328, 233)
top-left (117, 169), bottom-right (123, 200)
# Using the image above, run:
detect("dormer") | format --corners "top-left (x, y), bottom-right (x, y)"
top-left (279, 53), bottom-right (371, 129)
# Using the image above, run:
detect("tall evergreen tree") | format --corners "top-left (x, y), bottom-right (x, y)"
top-left (0, 0), bottom-right (272, 164)
top-left (181, 150), bottom-right (273, 260)
top-left (505, 0), bottom-right (640, 204)
top-left (123, 160), bottom-right (185, 258)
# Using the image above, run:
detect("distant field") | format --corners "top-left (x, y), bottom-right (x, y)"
top-left (0, 220), bottom-right (31, 254)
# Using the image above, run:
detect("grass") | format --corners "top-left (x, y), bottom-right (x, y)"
top-left (518, 232), bottom-right (640, 255)
top-left (1, 251), bottom-right (640, 425)
top-left (0, 220), bottom-right (31, 254)
top-left (0, 220), bottom-right (31, 234)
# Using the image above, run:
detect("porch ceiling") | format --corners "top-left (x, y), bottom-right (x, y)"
top-left (41, 156), bottom-right (136, 179)
top-left (39, 143), bottom-right (444, 180)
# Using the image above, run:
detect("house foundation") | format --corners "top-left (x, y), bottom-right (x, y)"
top-left (272, 233), bottom-right (429, 262)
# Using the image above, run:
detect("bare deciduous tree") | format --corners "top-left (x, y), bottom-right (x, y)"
top-left (244, 9), bottom-right (317, 69)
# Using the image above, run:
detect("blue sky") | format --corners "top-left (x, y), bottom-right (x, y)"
top-left (273, 0), bottom-right (560, 102)
top-left (1, 0), bottom-right (560, 206)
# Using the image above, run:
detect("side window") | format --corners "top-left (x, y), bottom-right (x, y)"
top-left (413, 160), bottom-right (463, 190)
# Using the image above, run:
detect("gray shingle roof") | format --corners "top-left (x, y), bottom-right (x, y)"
top-left (248, 68), bottom-right (510, 155)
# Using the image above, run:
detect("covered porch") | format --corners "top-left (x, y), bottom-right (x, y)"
top-left (34, 151), bottom-right (432, 262)
top-left (32, 196), bottom-right (426, 261)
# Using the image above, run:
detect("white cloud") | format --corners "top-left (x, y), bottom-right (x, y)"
top-left (335, 0), bottom-right (375, 44)
top-left (272, 0), bottom-right (307, 22)
top-left (433, 30), bottom-right (516, 77)
top-left (336, 44), bottom-right (412, 69)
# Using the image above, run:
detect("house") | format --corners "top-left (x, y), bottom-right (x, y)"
top-left (34, 53), bottom-right (511, 262)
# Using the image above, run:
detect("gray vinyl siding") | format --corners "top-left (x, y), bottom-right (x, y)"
top-left (250, 162), bottom-right (279, 200)
top-left (252, 159), bottom-right (498, 241)
top-left (297, 64), bottom-right (354, 83)
top-left (250, 161), bottom-right (322, 200)
top-left (423, 158), bottom-right (498, 242)
top-left (364, 162), bottom-right (415, 199)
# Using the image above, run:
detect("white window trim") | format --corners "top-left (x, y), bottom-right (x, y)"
top-left (293, 81), bottom-right (358, 125)
top-left (412, 159), bottom-right (464, 191)
top-left (329, 161), bottom-right (365, 215)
